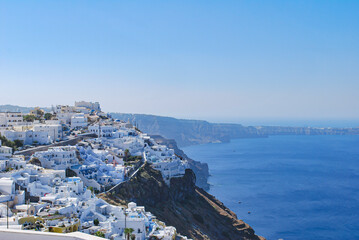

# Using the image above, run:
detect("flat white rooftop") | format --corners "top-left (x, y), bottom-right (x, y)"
top-left (0, 228), bottom-right (104, 240)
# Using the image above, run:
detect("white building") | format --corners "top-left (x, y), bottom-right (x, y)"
top-left (0, 114), bottom-right (7, 128)
top-left (71, 113), bottom-right (88, 130)
top-left (8, 156), bottom-right (26, 170)
top-left (0, 160), bottom-right (8, 171)
top-left (150, 158), bottom-right (187, 183)
top-left (2, 130), bottom-right (50, 145)
top-left (37, 169), bottom-right (66, 186)
top-left (55, 105), bottom-right (77, 114)
top-left (33, 123), bottom-right (62, 142)
top-left (0, 229), bottom-right (106, 240)
top-left (0, 177), bottom-right (15, 195)
top-left (89, 125), bottom-right (115, 138)
top-left (74, 107), bottom-right (90, 114)
top-left (33, 146), bottom-right (79, 170)
top-left (0, 112), bottom-right (24, 127)
top-left (55, 105), bottom-right (78, 125)
top-left (0, 140), bottom-right (12, 159)
top-left (75, 101), bottom-right (101, 112)
top-left (27, 181), bottom-right (52, 197)
top-left (63, 177), bottom-right (84, 195)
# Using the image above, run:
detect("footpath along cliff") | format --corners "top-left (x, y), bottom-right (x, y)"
top-left (99, 163), bottom-right (265, 240)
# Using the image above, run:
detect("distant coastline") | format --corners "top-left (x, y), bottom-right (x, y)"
top-left (0, 105), bottom-right (357, 148)
top-left (110, 112), bottom-right (359, 147)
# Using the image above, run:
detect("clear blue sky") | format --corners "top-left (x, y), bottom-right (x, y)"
top-left (1, 1), bottom-right (358, 124)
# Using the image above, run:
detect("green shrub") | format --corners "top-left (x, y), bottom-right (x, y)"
top-left (94, 218), bottom-right (99, 226)
top-left (0, 135), bottom-right (17, 151)
top-left (23, 115), bottom-right (38, 122)
top-left (95, 231), bottom-right (105, 238)
top-left (44, 113), bottom-right (53, 120)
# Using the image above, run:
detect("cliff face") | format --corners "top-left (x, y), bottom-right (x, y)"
top-left (111, 113), bottom-right (359, 147)
top-left (99, 163), bottom-right (264, 240)
top-left (110, 113), bottom-right (264, 147)
top-left (149, 135), bottom-right (210, 190)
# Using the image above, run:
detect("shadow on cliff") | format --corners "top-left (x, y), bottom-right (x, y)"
top-left (99, 163), bottom-right (265, 240)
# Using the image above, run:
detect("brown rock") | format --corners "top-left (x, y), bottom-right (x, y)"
top-left (99, 163), bottom-right (265, 240)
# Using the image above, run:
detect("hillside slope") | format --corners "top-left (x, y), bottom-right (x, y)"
top-left (0, 104), bottom-right (51, 113)
top-left (99, 163), bottom-right (265, 240)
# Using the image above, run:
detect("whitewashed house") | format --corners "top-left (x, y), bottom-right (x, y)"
top-left (55, 105), bottom-right (78, 125)
top-left (2, 130), bottom-right (50, 145)
top-left (0, 177), bottom-right (25, 205)
top-left (0, 177), bottom-right (15, 195)
top-left (0, 112), bottom-right (24, 127)
top-left (33, 146), bottom-right (79, 170)
top-left (64, 177), bottom-right (84, 195)
top-left (0, 140), bottom-right (12, 159)
top-left (33, 123), bottom-right (62, 142)
top-left (71, 113), bottom-right (88, 129)
top-left (38, 169), bottom-right (66, 186)
top-left (89, 125), bottom-right (116, 138)
top-left (27, 181), bottom-right (52, 197)
top-left (8, 156), bottom-right (26, 170)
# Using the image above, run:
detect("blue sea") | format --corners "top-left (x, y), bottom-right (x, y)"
top-left (182, 135), bottom-right (359, 240)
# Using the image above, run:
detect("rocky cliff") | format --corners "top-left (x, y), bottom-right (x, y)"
top-left (111, 113), bottom-right (359, 147)
top-left (99, 163), bottom-right (264, 240)
top-left (111, 113), bottom-right (264, 146)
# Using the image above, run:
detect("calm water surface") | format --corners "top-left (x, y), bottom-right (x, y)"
top-left (183, 135), bottom-right (359, 240)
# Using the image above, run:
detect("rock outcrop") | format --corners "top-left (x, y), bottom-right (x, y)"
top-left (99, 163), bottom-right (265, 240)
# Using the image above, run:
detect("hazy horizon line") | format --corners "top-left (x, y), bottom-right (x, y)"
top-left (0, 104), bottom-right (357, 128)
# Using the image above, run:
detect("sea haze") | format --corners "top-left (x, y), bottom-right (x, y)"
top-left (206, 118), bottom-right (359, 128)
top-left (183, 135), bottom-right (359, 240)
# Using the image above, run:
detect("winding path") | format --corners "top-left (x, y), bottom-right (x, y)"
top-left (104, 151), bottom-right (148, 193)
top-left (14, 133), bottom-right (97, 157)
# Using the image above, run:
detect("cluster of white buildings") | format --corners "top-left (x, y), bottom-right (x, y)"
top-left (87, 121), bottom-right (188, 184)
top-left (0, 114), bottom-right (62, 146)
top-left (0, 112), bottom-right (50, 146)
top-left (0, 102), bottom-right (191, 240)
top-left (33, 146), bottom-right (79, 170)
top-left (0, 153), bottom-right (183, 240)
top-left (54, 105), bottom-right (88, 129)
top-left (0, 101), bottom-right (103, 147)
top-left (0, 140), bottom-right (26, 172)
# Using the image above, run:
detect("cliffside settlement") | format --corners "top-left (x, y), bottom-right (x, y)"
top-left (0, 101), bottom-right (263, 240)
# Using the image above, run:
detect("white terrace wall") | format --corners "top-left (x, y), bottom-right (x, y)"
top-left (0, 228), bottom-right (104, 240)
